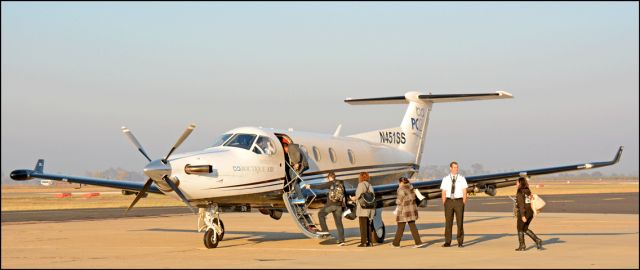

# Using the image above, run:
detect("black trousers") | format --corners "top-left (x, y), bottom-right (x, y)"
top-left (358, 217), bottom-right (371, 245)
top-left (517, 211), bottom-right (534, 232)
top-left (444, 198), bottom-right (465, 245)
top-left (393, 221), bottom-right (422, 246)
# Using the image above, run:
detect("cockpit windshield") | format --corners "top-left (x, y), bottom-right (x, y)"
top-left (223, 133), bottom-right (257, 150)
top-left (211, 133), bottom-right (233, 147)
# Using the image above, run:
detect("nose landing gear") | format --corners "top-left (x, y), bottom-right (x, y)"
top-left (199, 204), bottom-right (225, 248)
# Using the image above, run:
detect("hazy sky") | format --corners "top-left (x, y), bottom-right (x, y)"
top-left (2, 2), bottom-right (638, 178)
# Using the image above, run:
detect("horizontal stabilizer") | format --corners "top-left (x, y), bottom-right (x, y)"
top-left (345, 91), bottom-right (513, 105)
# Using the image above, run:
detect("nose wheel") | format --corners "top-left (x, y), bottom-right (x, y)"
top-left (200, 204), bottom-right (225, 249)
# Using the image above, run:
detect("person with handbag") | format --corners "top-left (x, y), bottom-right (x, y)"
top-left (350, 172), bottom-right (375, 247)
top-left (515, 176), bottom-right (544, 251)
top-left (304, 172), bottom-right (346, 246)
top-left (392, 177), bottom-right (426, 248)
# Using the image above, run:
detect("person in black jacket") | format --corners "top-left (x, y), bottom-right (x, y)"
top-left (305, 172), bottom-right (346, 245)
top-left (515, 177), bottom-right (543, 251)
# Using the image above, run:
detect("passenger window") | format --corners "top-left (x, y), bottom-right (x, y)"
top-left (255, 136), bottom-right (276, 155)
top-left (329, 148), bottom-right (337, 163)
top-left (312, 146), bottom-right (321, 162)
top-left (348, 149), bottom-right (355, 164)
top-left (224, 134), bottom-right (257, 150)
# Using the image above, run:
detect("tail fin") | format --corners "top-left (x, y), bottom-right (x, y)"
top-left (346, 91), bottom-right (513, 165)
top-left (34, 159), bottom-right (45, 173)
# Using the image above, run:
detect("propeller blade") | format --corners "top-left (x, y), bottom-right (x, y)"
top-left (122, 126), bottom-right (152, 162)
top-left (163, 124), bottom-right (196, 163)
top-left (124, 178), bottom-right (154, 215)
top-left (163, 176), bottom-right (196, 214)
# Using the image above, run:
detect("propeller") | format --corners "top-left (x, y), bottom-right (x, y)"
top-left (121, 124), bottom-right (198, 215)
top-left (124, 178), bottom-right (154, 215)
top-left (163, 176), bottom-right (196, 213)
top-left (162, 124), bottom-right (196, 164)
top-left (122, 126), bottom-right (152, 162)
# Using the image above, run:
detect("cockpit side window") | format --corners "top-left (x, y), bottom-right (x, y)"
top-left (254, 136), bottom-right (276, 155)
top-left (212, 133), bottom-right (233, 147)
top-left (224, 134), bottom-right (257, 150)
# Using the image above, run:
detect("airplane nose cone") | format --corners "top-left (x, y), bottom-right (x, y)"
top-left (144, 159), bottom-right (171, 181)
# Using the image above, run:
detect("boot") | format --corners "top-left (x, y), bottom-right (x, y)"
top-left (526, 229), bottom-right (543, 250)
top-left (515, 231), bottom-right (526, 251)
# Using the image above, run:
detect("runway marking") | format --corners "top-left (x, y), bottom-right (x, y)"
top-left (602, 198), bottom-right (625, 201)
top-left (481, 202), bottom-right (511, 205)
top-left (233, 247), bottom-right (365, 252)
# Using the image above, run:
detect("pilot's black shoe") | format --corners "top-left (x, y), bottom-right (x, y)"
top-left (515, 231), bottom-right (526, 251)
top-left (457, 243), bottom-right (464, 248)
top-left (525, 229), bottom-right (543, 250)
top-left (441, 243), bottom-right (451, 247)
top-left (357, 243), bottom-right (367, 247)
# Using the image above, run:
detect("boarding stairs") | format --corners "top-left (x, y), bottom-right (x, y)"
top-left (282, 163), bottom-right (326, 239)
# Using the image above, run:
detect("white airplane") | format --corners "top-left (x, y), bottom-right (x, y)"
top-left (11, 91), bottom-right (623, 248)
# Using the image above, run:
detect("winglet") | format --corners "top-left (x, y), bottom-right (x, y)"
top-left (613, 146), bottom-right (624, 164)
top-left (34, 159), bottom-right (45, 173)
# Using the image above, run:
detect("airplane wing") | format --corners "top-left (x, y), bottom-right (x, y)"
top-left (336, 146), bottom-right (623, 207)
top-left (10, 159), bottom-right (164, 194)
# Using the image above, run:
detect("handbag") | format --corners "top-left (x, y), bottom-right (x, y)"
top-left (530, 194), bottom-right (546, 215)
top-left (358, 183), bottom-right (376, 209)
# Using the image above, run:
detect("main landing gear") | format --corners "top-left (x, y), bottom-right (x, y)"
top-left (199, 204), bottom-right (225, 248)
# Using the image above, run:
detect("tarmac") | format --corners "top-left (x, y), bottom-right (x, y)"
top-left (2, 192), bottom-right (637, 223)
top-left (2, 194), bottom-right (638, 268)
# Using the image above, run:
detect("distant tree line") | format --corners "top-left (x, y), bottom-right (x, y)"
top-left (416, 163), bottom-right (637, 180)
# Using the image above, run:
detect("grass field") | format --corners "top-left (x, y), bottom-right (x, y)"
top-left (1, 179), bottom-right (637, 211)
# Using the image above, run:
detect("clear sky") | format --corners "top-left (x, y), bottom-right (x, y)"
top-left (2, 2), bottom-right (638, 177)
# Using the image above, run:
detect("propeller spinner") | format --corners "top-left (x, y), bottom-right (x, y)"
top-left (121, 124), bottom-right (198, 215)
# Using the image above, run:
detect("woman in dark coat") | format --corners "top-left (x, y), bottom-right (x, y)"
top-left (392, 177), bottom-right (425, 248)
top-left (515, 177), bottom-right (543, 251)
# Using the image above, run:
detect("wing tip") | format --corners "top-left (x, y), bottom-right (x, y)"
top-left (613, 146), bottom-right (624, 163)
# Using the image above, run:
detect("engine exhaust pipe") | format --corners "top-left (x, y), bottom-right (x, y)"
top-left (184, 164), bottom-right (212, 174)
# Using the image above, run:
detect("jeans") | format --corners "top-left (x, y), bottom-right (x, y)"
top-left (288, 167), bottom-right (304, 199)
top-left (318, 204), bottom-right (344, 242)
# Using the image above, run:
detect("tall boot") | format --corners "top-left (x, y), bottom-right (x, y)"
top-left (525, 229), bottom-right (543, 250)
top-left (515, 231), bottom-right (526, 251)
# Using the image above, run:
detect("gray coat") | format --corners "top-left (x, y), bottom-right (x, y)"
top-left (287, 144), bottom-right (308, 173)
top-left (355, 181), bottom-right (375, 218)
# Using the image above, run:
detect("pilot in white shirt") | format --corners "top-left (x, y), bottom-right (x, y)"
top-left (440, 173), bottom-right (468, 199)
top-left (439, 161), bottom-right (468, 248)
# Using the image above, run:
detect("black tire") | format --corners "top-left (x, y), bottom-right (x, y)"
top-left (203, 218), bottom-right (225, 248)
top-left (371, 222), bottom-right (385, 243)
top-left (203, 228), bottom-right (219, 248)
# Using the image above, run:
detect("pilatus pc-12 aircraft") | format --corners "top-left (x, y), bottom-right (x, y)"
top-left (11, 91), bottom-right (623, 248)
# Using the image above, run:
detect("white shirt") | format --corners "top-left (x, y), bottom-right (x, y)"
top-left (440, 173), bottom-right (468, 199)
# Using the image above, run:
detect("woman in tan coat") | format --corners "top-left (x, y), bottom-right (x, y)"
top-left (392, 177), bottom-right (425, 248)
top-left (351, 172), bottom-right (375, 247)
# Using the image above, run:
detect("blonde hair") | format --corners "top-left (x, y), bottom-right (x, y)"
top-left (359, 172), bottom-right (370, 182)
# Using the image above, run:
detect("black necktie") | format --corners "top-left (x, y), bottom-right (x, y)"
top-left (451, 175), bottom-right (457, 199)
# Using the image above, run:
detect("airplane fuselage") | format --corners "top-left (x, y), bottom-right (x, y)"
top-left (158, 126), bottom-right (416, 208)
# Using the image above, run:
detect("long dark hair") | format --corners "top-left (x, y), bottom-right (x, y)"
top-left (517, 177), bottom-right (530, 194)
